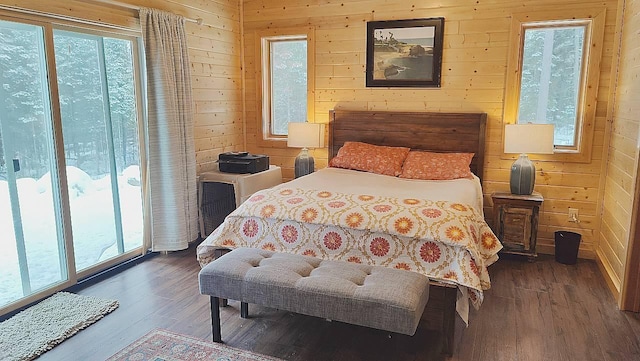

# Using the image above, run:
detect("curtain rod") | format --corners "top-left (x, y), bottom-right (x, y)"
top-left (93, 0), bottom-right (203, 25)
top-left (0, 4), bottom-right (137, 32)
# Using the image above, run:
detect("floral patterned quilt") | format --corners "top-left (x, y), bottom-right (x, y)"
top-left (196, 185), bottom-right (502, 310)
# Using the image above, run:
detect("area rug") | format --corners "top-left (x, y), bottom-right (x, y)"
top-left (107, 328), bottom-right (284, 361)
top-left (0, 292), bottom-right (118, 361)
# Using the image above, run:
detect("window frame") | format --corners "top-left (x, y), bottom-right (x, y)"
top-left (503, 9), bottom-right (605, 163)
top-left (255, 27), bottom-right (315, 147)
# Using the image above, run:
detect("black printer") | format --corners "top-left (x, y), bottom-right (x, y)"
top-left (218, 152), bottom-right (269, 174)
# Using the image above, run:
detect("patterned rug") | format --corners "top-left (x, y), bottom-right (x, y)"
top-left (107, 329), bottom-right (284, 361)
top-left (0, 292), bottom-right (118, 361)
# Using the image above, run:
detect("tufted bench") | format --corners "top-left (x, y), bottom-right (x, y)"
top-left (198, 247), bottom-right (430, 342)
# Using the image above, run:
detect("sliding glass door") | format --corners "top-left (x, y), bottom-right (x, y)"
top-left (53, 30), bottom-right (143, 272)
top-left (0, 20), bottom-right (68, 308)
top-left (0, 16), bottom-right (145, 313)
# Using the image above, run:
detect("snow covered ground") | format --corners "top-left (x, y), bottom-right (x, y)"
top-left (0, 165), bottom-right (143, 307)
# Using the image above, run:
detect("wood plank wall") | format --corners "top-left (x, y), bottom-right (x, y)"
top-left (243, 0), bottom-right (620, 259)
top-left (0, 0), bottom-right (243, 174)
top-left (599, 0), bottom-right (640, 297)
top-left (3, 0), bottom-right (633, 296)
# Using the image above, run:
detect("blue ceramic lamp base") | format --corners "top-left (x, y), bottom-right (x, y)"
top-left (510, 154), bottom-right (535, 195)
top-left (294, 148), bottom-right (315, 178)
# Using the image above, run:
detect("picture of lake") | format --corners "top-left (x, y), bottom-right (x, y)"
top-left (385, 55), bottom-right (433, 80)
top-left (396, 38), bottom-right (434, 47)
top-left (371, 25), bottom-right (436, 81)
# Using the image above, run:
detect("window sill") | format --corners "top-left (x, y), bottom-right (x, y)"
top-left (256, 136), bottom-right (289, 149)
top-left (500, 148), bottom-right (593, 163)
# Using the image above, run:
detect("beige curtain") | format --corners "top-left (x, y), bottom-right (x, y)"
top-left (139, 8), bottom-right (198, 252)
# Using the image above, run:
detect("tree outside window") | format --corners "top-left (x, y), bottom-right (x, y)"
top-left (517, 25), bottom-right (586, 148)
top-left (270, 39), bottom-right (307, 136)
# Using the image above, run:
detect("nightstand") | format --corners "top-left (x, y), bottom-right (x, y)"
top-left (198, 165), bottom-right (282, 238)
top-left (491, 191), bottom-right (543, 261)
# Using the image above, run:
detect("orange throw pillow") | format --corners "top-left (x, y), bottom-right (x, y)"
top-left (399, 151), bottom-right (474, 180)
top-left (329, 142), bottom-right (410, 176)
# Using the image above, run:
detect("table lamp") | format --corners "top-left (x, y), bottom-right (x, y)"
top-left (287, 122), bottom-right (325, 178)
top-left (504, 123), bottom-right (554, 195)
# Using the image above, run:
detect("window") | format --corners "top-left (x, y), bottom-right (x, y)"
top-left (504, 10), bottom-right (605, 162)
top-left (257, 28), bottom-right (314, 145)
top-left (269, 38), bottom-right (307, 136)
top-left (518, 24), bottom-right (585, 147)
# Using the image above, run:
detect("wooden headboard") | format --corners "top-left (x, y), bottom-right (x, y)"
top-left (328, 110), bottom-right (487, 182)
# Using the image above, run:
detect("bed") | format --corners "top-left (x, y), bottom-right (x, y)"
top-left (196, 109), bottom-right (500, 354)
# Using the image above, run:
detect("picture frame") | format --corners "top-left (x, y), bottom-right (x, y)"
top-left (366, 18), bottom-right (444, 88)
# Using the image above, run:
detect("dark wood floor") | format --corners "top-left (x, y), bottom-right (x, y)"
top-left (38, 245), bottom-right (640, 361)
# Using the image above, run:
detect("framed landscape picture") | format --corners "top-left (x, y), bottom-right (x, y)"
top-left (366, 18), bottom-right (444, 87)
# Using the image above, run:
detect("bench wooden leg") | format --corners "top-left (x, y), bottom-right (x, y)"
top-left (241, 302), bottom-right (248, 318)
top-left (210, 296), bottom-right (222, 342)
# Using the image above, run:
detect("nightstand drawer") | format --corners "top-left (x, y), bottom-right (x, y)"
top-left (502, 207), bottom-right (533, 251)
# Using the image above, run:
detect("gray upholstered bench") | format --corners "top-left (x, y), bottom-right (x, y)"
top-left (198, 247), bottom-right (430, 342)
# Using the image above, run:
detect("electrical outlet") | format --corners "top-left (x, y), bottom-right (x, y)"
top-left (568, 208), bottom-right (579, 223)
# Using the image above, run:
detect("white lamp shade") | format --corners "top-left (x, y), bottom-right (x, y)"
top-left (504, 123), bottom-right (555, 154)
top-left (287, 122), bottom-right (325, 148)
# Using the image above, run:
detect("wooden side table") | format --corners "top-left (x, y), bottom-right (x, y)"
top-left (491, 191), bottom-right (543, 261)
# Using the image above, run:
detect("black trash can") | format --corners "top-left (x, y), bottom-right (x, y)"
top-left (554, 231), bottom-right (581, 265)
